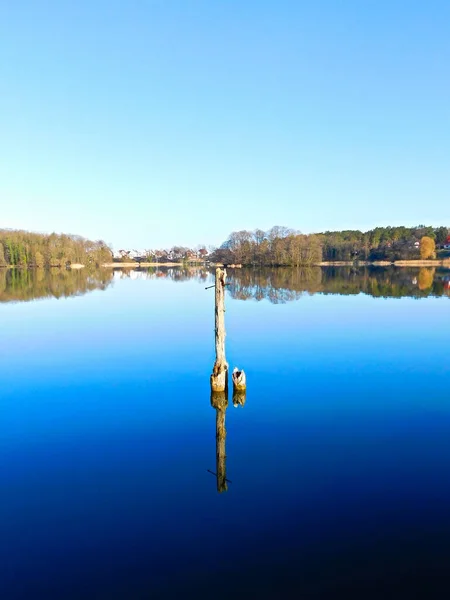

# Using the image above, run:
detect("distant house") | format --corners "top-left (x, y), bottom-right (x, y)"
top-left (115, 249), bottom-right (132, 260)
top-left (113, 249), bottom-right (147, 262)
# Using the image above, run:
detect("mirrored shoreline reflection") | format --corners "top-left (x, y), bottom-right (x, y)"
top-left (0, 268), bottom-right (114, 303)
top-left (0, 265), bottom-right (449, 304)
top-left (108, 265), bottom-right (450, 302)
top-left (225, 266), bottom-right (450, 302)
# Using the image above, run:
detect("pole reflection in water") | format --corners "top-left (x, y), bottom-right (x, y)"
top-left (210, 389), bottom-right (229, 493)
top-left (232, 387), bottom-right (246, 407)
top-left (209, 385), bottom-right (247, 493)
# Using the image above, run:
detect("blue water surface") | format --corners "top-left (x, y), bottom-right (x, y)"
top-left (1, 268), bottom-right (450, 599)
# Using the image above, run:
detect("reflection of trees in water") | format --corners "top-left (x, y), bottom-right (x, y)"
top-left (118, 266), bottom-right (450, 301)
top-left (227, 268), bottom-right (322, 303)
top-left (0, 268), bottom-right (114, 303)
top-left (418, 268), bottom-right (435, 291)
top-left (226, 267), bottom-right (450, 302)
top-left (5, 265), bottom-right (446, 305)
top-left (128, 267), bottom-right (210, 283)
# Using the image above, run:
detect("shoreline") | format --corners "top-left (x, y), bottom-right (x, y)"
top-left (1, 259), bottom-right (449, 270)
top-left (101, 262), bottom-right (190, 268)
top-left (316, 259), bottom-right (450, 267)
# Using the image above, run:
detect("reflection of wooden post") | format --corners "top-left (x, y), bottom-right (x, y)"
top-left (216, 409), bottom-right (227, 493)
top-left (210, 268), bottom-right (228, 392)
top-left (233, 388), bottom-right (246, 407)
top-left (211, 390), bottom-right (228, 493)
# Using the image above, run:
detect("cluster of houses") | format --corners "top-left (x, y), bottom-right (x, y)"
top-left (112, 247), bottom-right (209, 263)
top-left (385, 236), bottom-right (450, 251)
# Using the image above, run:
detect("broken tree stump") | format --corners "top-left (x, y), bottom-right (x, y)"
top-left (232, 367), bottom-right (246, 390)
top-left (210, 268), bottom-right (228, 392)
top-left (232, 367), bottom-right (246, 407)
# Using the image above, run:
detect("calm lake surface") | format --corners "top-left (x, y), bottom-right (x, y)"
top-left (2, 266), bottom-right (450, 599)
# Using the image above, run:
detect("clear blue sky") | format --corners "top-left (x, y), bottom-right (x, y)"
top-left (1, 0), bottom-right (449, 250)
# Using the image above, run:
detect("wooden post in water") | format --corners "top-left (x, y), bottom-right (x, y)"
top-left (211, 390), bottom-right (228, 493)
top-left (210, 268), bottom-right (228, 392)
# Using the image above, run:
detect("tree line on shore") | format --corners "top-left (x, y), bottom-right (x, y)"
top-left (210, 225), bottom-right (449, 266)
top-left (0, 229), bottom-right (112, 268)
top-left (1, 224), bottom-right (448, 269)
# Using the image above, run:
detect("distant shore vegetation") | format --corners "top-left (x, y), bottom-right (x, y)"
top-left (0, 229), bottom-right (112, 268)
top-left (211, 225), bottom-right (449, 266)
top-left (1, 224), bottom-right (449, 269)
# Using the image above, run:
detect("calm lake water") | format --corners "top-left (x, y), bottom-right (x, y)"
top-left (1, 266), bottom-right (450, 599)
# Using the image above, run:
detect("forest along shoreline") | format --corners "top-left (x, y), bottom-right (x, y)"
top-left (98, 259), bottom-right (450, 269)
top-left (1, 259), bottom-right (450, 269)
top-left (316, 259), bottom-right (450, 267)
top-left (1, 224), bottom-right (450, 270)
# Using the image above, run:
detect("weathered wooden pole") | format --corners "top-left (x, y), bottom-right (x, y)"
top-left (210, 268), bottom-right (228, 392)
top-left (211, 390), bottom-right (228, 493)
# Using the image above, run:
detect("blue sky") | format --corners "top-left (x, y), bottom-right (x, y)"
top-left (1, 0), bottom-right (449, 249)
